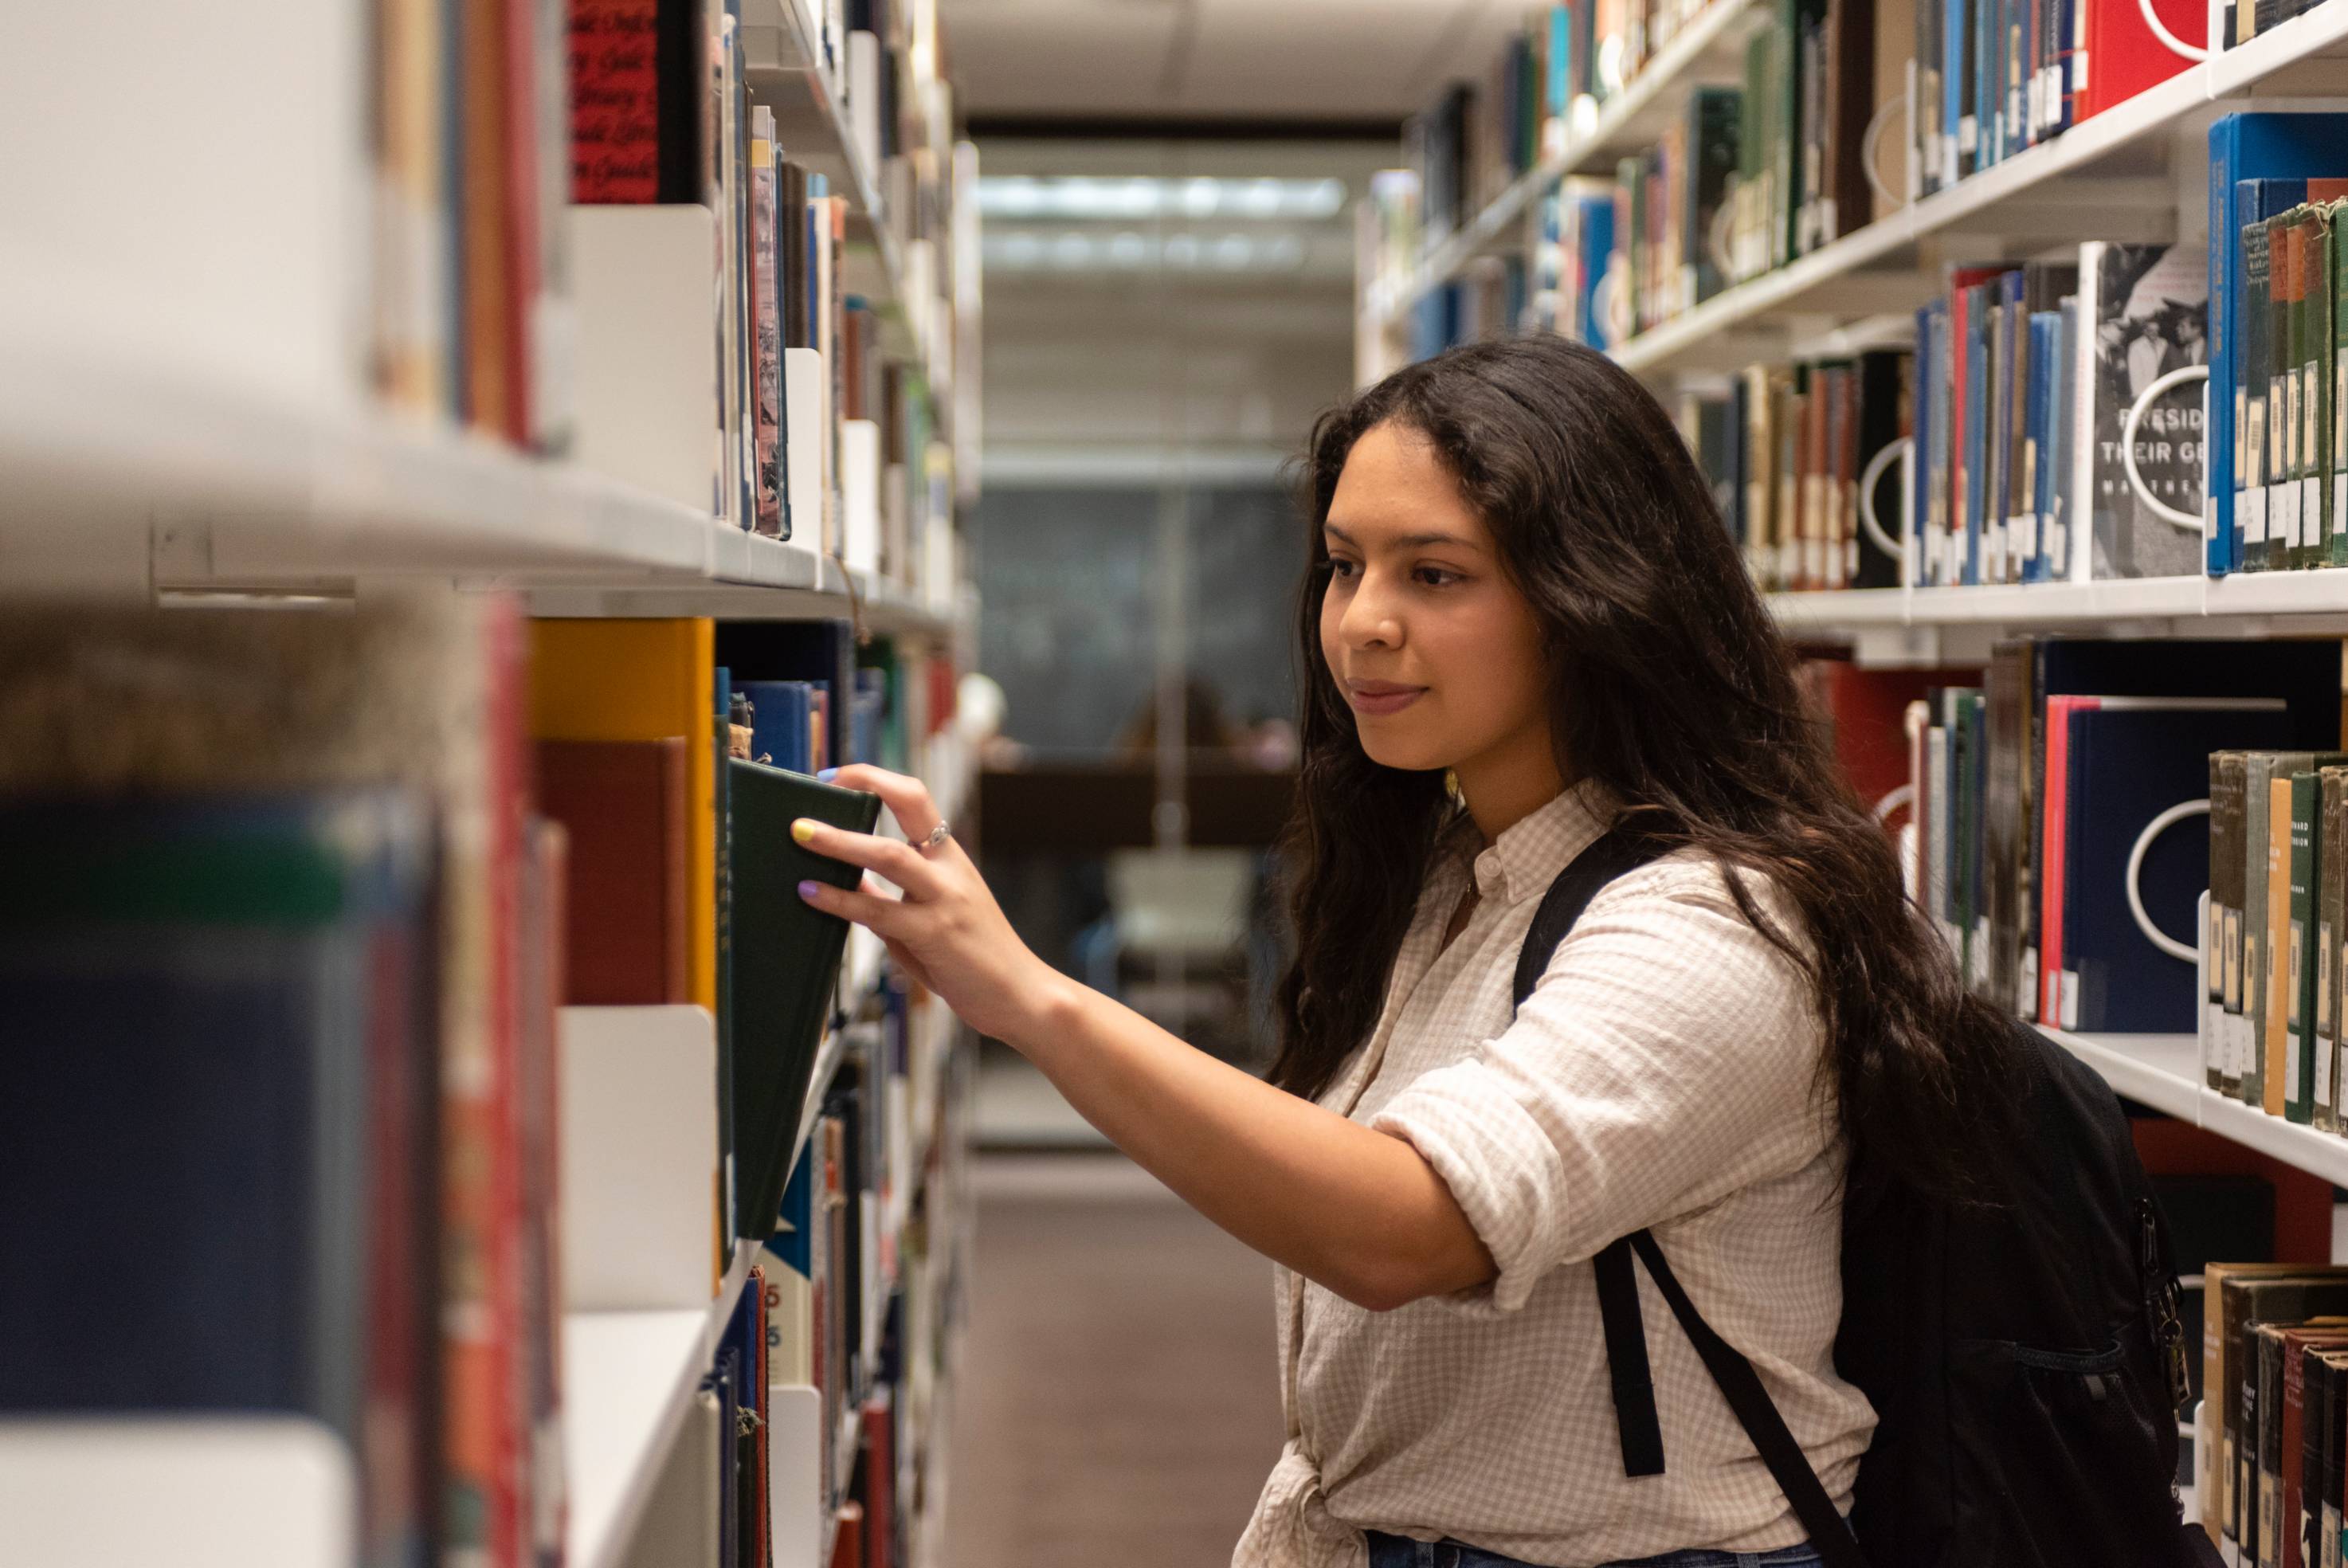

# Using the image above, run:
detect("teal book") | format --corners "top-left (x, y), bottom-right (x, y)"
top-left (725, 759), bottom-right (880, 1239)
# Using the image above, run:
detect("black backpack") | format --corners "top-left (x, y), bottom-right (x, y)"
top-left (1514, 828), bottom-right (2216, 1568)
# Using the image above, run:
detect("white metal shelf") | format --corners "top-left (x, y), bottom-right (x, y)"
top-left (1366, 0), bottom-right (2348, 369)
top-left (564, 1239), bottom-right (762, 1568)
top-left (1768, 573), bottom-right (2348, 640)
top-left (2040, 1025), bottom-right (2348, 1188)
top-left (0, 313), bottom-right (966, 629)
top-left (1371, 0), bottom-right (1762, 319)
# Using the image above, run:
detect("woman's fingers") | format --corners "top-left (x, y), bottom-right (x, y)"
top-left (823, 763), bottom-right (939, 840)
top-left (798, 874), bottom-right (911, 934)
top-left (792, 816), bottom-right (942, 899)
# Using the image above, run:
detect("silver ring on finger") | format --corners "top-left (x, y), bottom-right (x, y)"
top-left (919, 820), bottom-right (952, 853)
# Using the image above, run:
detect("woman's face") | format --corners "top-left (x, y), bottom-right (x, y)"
top-left (1319, 420), bottom-right (1554, 783)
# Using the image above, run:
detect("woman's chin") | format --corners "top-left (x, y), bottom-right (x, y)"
top-left (1354, 728), bottom-right (1448, 775)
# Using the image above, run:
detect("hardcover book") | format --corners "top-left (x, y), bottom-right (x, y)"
top-left (2074, 241), bottom-right (2209, 580)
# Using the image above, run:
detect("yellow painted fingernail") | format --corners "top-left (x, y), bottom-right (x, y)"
top-left (792, 818), bottom-right (816, 845)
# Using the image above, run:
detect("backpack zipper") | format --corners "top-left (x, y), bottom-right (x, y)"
top-left (2142, 1198), bottom-right (2191, 1412)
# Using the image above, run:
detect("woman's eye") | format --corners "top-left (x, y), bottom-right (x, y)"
top-left (1413, 566), bottom-right (1461, 588)
top-left (1327, 558), bottom-right (1358, 580)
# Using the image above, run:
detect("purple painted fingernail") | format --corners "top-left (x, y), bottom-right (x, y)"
top-left (798, 880), bottom-right (821, 900)
top-left (817, 767), bottom-right (838, 782)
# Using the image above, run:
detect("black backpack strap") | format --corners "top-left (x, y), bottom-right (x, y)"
top-left (1511, 826), bottom-right (1672, 1009)
top-left (1593, 1237), bottom-right (1666, 1477)
top-left (1620, 1231), bottom-right (1870, 1568)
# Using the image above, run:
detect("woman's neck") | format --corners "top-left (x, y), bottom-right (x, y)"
top-left (1452, 734), bottom-right (1570, 845)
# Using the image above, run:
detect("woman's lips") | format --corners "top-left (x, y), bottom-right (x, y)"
top-left (1344, 680), bottom-right (1426, 716)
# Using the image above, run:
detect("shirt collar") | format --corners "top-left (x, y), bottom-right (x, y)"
top-left (1460, 777), bottom-right (1618, 906)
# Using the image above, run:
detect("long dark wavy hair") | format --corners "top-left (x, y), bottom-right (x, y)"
top-left (1271, 335), bottom-right (2019, 1205)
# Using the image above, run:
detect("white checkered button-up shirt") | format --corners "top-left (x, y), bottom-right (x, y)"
top-left (1235, 782), bottom-right (1877, 1568)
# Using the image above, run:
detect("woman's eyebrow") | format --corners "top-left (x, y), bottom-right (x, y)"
top-left (1323, 521), bottom-right (1482, 552)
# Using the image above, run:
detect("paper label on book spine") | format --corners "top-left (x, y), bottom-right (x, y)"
top-left (1985, 518), bottom-right (2006, 581)
top-left (1959, 116), bottom-right (1978, 155)
top-left (2325, 1503), bottom-right (2342, 1568)
top-left (2021, 947), bottom-right (2039, 1021)
top-left (2226, 907), bottom-right (2243, 1006)
top-left (2061, 970), bottom-right (2080, 1030)
top-left (2335, 472), bottom-right (2346, 534)
top-left (2280, 480), bottom-right (2302, 548)
top-left (2014, 510), bottom-right (2039, 565)
top-left (2245, 485), bottom-right (2269, 546)
top-left (2305, 476), bottom-right (2322, 536)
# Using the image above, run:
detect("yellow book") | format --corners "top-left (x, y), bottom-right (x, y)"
top-left (528, 619), bottom-right (716, 1010)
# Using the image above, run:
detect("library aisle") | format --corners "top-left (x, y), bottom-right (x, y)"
top-left (945, 1156), bottom-right (1282, 1568)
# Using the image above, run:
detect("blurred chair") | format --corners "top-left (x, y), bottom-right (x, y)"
top-left (1074, 848), bottom-right (1260, 1054)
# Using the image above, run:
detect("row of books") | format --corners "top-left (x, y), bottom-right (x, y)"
top-left (1402, 0), bottom-right (1727, 249)
top-left (625, 998), bottom-right (966, 1568)
top-left (1910, 0), bottom-right (2203, 200)
top-left (1378, 0), bottom-right (2236, 364)
top-left (1675, 235), bottom-right (2209, 594)
top-left (2211, 115), bottom-right (2348, 576)
top-left (2205, 752), bottom-right (2348, 1137)
top-left (364, 0), bottom-right (966, 588)
top-left (0, 602), bottom-right (966, 1567)
top-left (1680, 350), bottom-right (1910, 592)
top-left (2201, 1264), bottom-right (2348, 1567)
top-left (1891, 639), bottom-right (2340, 1035)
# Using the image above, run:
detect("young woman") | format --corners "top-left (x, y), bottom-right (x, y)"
top-left (791, 335), bottom-right (2017, 1568)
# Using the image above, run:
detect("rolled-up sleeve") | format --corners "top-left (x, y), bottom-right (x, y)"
top-left (1370, 859), bottom-right (1831, 1315)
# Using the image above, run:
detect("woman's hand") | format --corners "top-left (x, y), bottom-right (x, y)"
top-left (793, 763), bottom-right (1071, 1045)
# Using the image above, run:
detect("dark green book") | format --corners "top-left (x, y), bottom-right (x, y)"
top-left (2334, 201), bottom-right (2348, 570)
top-left (1686, 86), bottom-right (1742, 306)
top-left (2319, 767), bottom-right (2348, 1131)
top-left (2307, 206), bottom-right (2338, 566)
top-left (2272, 210), bottom-right (2297, 569)
top-left (2246, 217), bottom-right (2274, 572)
top-left (2213, 751), bottom-right (2248, 1094)
top-left (2288, 770), bottom-right (2321, 1123)
top-left (724, 759), bottom-right (880, 1240)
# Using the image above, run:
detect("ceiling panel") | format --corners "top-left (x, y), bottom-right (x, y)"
top-left (943, 0), bottom-right (1523, 122)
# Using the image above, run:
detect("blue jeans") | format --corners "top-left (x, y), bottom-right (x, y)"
top-left (1361, 1529), bottom-right (1828, 1568)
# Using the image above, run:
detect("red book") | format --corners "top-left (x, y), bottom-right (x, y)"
top-left (861, 1398), bottom-right (895, 1568)
top-left (829, 1503), bottom-right (864, 1568)
top-left (568, 0), bottom-right (704, 203)
top-left (2279, 1328), bottom-right (2348, 1568)
top-left (534, 738), bottom-right (691, 1005)
top-left (2074, 0), bottom-right (2205, 124)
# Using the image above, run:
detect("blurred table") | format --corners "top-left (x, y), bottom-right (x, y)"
top-left (977, 762), bottom-right (1296, 852)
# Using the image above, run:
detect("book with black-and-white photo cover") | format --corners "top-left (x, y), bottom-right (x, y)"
top-left (2072, 241), bottom-right (2209, 580)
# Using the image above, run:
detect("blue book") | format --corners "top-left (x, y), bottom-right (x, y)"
top-left (2025, 311), bottom-right (2057, 582)
top-left (1963, 285), bottom-right (1991, 584)
top-left (1977, 0), bottom-right (2001, 167)
top-left (2051, 298), bottom-right (2078, 579)
top-left (2206, 114), bottom-right (2348, 574)
top-left (1945, 0), bottom-right (1969, 186)
top-left (0, 795), bottom-right (431, 1464)
top-left (738, 680), bottom-right (812, 772)
top-left (1546, 6), bottom-right (1572, 120)
top-left (1574, 196), bottom-right (1615, 351)
top-left (1914, 301), bottom-right (1945, 584)
top-left (2060, 700), bottom-right (2291, 1032)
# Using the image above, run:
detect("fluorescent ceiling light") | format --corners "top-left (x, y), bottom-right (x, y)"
top-left (976, 175), bottom-right (1346, 221)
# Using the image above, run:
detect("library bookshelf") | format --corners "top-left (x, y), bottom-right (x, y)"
top-left (1361, 0), bottom-right (2348, 382)
top-left (0, 0), bottom-right (981, 1564)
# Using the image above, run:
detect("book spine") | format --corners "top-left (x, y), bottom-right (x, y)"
top-left (2289, 771), bottom-right (2319, 1123)
top-left (2215, 752), bottom-right (2246, 1092)
top-left (2246, 218), bottom-right (2274, 572)
top-left (2244, 756), bottom-right (2272, 1107)
top-left (2319, 768), bottom-right (2346, 1131)
top-left (2311, 208), bottom-right (2337, 568)
top-left (2212, 121), bottom-right (2240, 571)
top-left (2268, 772), bottom-right (2295, 1117)
top-left (2287, 211), bottom-right (2313, 570)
